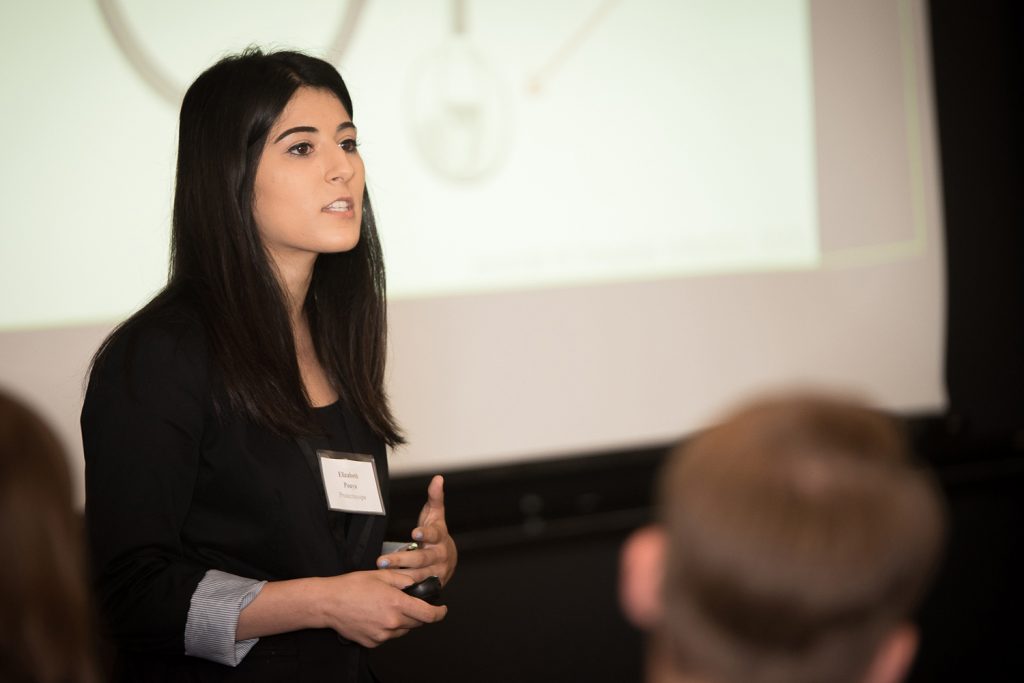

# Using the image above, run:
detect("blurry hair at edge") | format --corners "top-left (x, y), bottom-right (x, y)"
top-left (0, 389), bottom-right (99, 683)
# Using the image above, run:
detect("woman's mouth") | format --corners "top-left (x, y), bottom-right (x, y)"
top-left (323, 199), bottom-right (352, 213)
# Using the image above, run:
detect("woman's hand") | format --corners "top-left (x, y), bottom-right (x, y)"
top-left (376, 475), bottom-right (458, 585)
top-left (236, 570), bottom-right (446, 646)
top-left (314, 570), bottom-right (447, 647)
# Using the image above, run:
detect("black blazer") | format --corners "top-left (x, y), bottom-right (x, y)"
top-left (82, 303), bottom-right (389, 682)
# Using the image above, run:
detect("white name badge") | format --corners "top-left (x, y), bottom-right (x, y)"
top-left (317, 451), bottom-right (386, 515)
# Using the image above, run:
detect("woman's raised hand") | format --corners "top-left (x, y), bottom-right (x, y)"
top-left (376, 475), bottom-right (458, 586)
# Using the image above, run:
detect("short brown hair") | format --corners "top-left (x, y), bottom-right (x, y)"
top-left (657, 393), bottom-right (944, 683)
top-left (0, 390), bottom-right (98, 683)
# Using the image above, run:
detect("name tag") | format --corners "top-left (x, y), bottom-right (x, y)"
top-left (317, 450), bottom-right (386, 515)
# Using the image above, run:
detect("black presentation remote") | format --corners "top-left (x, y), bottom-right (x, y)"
top-left (402, 576), bottom-right (443, 605)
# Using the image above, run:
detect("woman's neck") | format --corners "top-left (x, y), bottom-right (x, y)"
top-left (271, 254), bottom-right (338, 407)
top-left (269, 253), bottom-right (315, 326)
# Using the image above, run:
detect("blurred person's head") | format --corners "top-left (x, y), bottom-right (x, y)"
top-left (620, 392), bottom-right (945, 683)
top-left (0, 391), bottom-right (97, 683)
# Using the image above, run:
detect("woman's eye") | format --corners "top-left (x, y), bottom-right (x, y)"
top-left (339, 138), bottom-right (359, 153)
top-left (288, 142), bottom-right (313, 156)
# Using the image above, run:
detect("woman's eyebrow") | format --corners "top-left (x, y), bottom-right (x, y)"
top-left (273, 122), bottom-right (356, 144)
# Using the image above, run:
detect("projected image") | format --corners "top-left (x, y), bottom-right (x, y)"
top-left (0, 0), bottom-right (944, 487)
top-left (0, 0), bottom-right (820, 329)
top-left (405, 1), bottom-right (511, 181)
top-left (94, 0), bottom-right (369, 104)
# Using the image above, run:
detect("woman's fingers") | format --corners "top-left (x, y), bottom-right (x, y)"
top-left (416, 475), bottom-right (447, 529)
top-left (377, 544), bottom-right (442, 569)
top-left (321, 570), bottom-right (447, 645)
top-left (374, 474), bottom-right (458, 584)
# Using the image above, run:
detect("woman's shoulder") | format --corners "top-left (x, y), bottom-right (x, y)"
top-left (81, 292), bottom-right (217, 442)
top-left (90, 293), bottom-right (209, 389)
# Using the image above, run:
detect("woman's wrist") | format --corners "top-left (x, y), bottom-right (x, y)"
top-left (236, 576), bottom-right (332, 640)
top-left (301, 576), bottom-right (333, 630)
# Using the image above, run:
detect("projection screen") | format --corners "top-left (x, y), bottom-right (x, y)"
top-left (0, 0), bottom-right (944, 503)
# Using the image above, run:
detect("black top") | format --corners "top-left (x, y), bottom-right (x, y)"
top-left (82, 302), bottom-right (388, 682)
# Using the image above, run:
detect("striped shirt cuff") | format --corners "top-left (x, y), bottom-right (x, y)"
top-left (184, 569), bottom-right (267, 667)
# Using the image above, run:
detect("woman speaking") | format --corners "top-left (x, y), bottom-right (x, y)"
top-left (82, 49), bottom-right (456, 682)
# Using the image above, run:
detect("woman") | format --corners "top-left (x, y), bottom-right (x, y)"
top-left (82, 49), bottom-right (456, 681)
top-left (0, 390), bottom-right (99, 683)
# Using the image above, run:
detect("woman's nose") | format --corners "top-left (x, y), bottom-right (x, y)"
top-left (327, 147), bottom-right (354, 183)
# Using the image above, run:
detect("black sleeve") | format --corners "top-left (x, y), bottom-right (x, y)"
top-left (82, 315), bottom-right (210, 654)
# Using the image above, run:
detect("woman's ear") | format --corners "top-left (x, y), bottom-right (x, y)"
top-left (619, 525), bottom-right (667, 630)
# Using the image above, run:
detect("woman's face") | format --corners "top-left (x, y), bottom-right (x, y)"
top-left (253, 86), bottom-right (365, 272)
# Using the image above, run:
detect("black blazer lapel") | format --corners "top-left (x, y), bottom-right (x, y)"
top-left (338, 406), bottom-right (389, 569)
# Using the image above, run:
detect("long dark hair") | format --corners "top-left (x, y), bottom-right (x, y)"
top-left (94, 48), bottom-right (402, 444)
